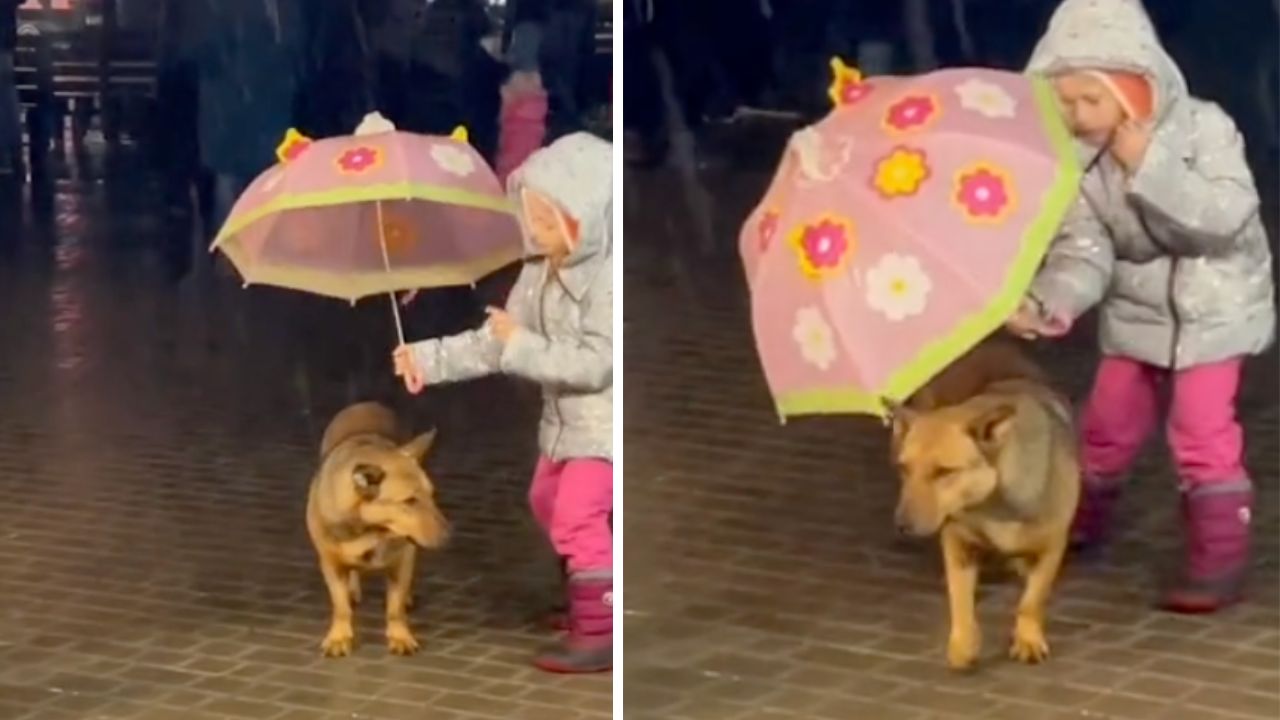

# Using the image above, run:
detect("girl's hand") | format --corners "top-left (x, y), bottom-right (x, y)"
top-left (392, 345), bottom-right (426, 395)
top-left (1110, 119), bottom-right (1151, 175)
top-left (1005, 301), bottom-right (1045, 340)
top-left (486, 307), bottom-right (518, 344)
top-left (1005, 299), bottom-right (1072, 340)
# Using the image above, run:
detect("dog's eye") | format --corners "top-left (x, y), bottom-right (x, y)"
top-left (931, 468), bottom-right (955, 481)
top-left (404, 497), bottom-right (419, 506)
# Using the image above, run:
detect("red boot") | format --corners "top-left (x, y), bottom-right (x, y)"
top-left (1160, 482), bottom-right (1253, 614)
top-left (533, 574), bottom-right (612, 673)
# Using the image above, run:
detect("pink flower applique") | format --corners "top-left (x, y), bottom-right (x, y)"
top-left (953, 164), bottom-right (1017, 223)
top-left (883, 94), bottom-right (940, 134)
top-left (758, 210), bottom-right (780, 253)
top-left (336, 146), bottom-right (383, 175)
top-left (789, 215), bottom-right (857, 279)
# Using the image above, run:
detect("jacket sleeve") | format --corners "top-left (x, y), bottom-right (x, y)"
top-left (1126, 104), bottom-right (1259, 256)
top-left (1029, 195), bottom-right (1115, 322)
top-left (499, 267), bottom-right (612, 392)
top-left (408, 262), bottom-right (539, 385)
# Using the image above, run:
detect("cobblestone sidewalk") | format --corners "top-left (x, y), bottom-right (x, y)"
top-left (0, 176), bottom-right (610, 719)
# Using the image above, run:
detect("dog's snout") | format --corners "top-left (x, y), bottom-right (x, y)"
top-left (894, 505), bottom-right (912, 535)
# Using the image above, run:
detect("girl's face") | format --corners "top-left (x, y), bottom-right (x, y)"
top-left (1052, 73), bottom-right (1127, 146)
top-left (521, 188), bottom-right (576, 260)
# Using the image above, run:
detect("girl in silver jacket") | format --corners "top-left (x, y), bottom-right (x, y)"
top-left (1007, 0), bottom-right (1275, 614)
top-left (394, 133), bottom-right (613, 671)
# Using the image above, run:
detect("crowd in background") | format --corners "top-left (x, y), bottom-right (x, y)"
top-left (624, 0), bottom-right (1279, 174)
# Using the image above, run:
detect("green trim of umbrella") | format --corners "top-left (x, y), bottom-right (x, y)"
top-left (211, 182), bottom-right (517, 248)
top-left (217, 244), bottom-right (524, 303)
top-left (775, 74), bottom-right (1082, 421)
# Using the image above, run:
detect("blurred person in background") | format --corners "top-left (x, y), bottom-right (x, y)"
top-left (190, 0), bottom-right (306, 237)
top-left (0, 0), bottom-right (21, 178)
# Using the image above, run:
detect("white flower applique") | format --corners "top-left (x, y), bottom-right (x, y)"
top-left (431, 144), bottom-right (477, 178)
top-left (866, 254), bottom-right (933, 321)
top-left (954, 78), bottom-right (1017, 119)
top-left (792, 306), bottom-right (838, 371)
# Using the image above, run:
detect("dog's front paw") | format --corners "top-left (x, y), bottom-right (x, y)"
top-left (386, 622), bottom-right (420, 656)
top-left (321, 623), bottom-right (355, 658)
top-left (1009, 618), bottom-right (1050, 664)
top-left (946, 626), bottom-right (981, 671)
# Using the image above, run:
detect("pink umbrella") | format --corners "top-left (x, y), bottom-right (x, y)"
top-left (211, 113), bottom-right (523, 343)
top-left (740, 63), bottom-right (1081, 420)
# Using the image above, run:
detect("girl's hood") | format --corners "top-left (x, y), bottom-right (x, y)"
top-left (506, 132), bottom-right (613, 271)
top-left (1025, 0), bottom-right (1188, 125)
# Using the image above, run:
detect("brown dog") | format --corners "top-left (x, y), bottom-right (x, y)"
top-left (889, 339), bottom-right (1079, 671)
top-left (306, 402), bottom-right (448, 657)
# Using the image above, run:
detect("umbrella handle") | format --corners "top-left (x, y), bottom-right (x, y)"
top-left (375, 200), bottom-right (407, 346)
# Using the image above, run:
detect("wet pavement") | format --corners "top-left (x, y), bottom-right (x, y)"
top-left (0, 157), bottom-right (610, 719)
top-left (621, 120), bottom-right (1280, 720)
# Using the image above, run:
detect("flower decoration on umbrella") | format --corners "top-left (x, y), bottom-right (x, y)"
top-left (380, 213), bottom-right (417, 259)
top-left (828, 56), bottom-right (874, 108)
top-left (431, 143), bottom-right (477, 177)
top-left (792, 306), bottom-right (838, 370)
top-left (954, 78), bottom-right (1018, 119)
top-left (758, 209), bottom-right (780, 253)
top-left (790, 214), bottom-right (856, 280)
top-left (871, 147), bottom-right (931, 198)
top-left (883, 94), bottom-right (941, 134)
top-left (866, 253), bottom-right (933, 321)
top-left (276, 128), bottom-right (314, 164)
top-left (954, 163), bottom-right (1016, 223)
top-left (336, 146), bottom-right (383, 175)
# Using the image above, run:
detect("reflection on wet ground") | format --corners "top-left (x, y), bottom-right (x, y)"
top-left (0, 155), bottom-right (609, 719)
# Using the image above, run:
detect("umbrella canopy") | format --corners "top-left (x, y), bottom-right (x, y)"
top-left (212, 115), bottom-right (522, 302)
top-left (741, 64), bottom-right (1081, 419)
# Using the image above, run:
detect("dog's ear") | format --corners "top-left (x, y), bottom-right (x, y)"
top-left (400, 429), bottom-right (437, 463)
top-left (353, 463), bottom-right (386, 498)
top-left (967, 402), bottom-right (1017, 456)
top-left (882, 397), bottom-right (917, 443)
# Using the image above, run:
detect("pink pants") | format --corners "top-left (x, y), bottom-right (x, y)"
top-left (528, 457), bottom-right (613, 574)
top-left (1081, 356), bottom-right (1246, 486)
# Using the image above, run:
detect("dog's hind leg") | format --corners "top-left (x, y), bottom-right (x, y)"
top-left (319, 557), bottom-right (356, 658)
top-left (384, 550), bottom-right (420, 656)
top-left (347, 571), bottom-right (362, 606)
top-left (1009, 539), bottom-right (1067, 664)
top-left (941, 528), bottom-right (981, 671)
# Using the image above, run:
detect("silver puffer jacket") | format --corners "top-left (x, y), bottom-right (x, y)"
top-left (1025, 0), bottom-right (1275, 369)
top-left (410, 133), bottom-right (613, 461)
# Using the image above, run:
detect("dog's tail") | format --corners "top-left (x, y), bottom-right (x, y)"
top-left (320, 402), bottom-right (400, 458)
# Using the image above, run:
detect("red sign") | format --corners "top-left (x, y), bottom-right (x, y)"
top-left (20, 1), bottom-right (75, 10)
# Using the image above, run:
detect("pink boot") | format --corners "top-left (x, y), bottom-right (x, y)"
top-left (533, 574), bottom-right (612, 673)
top-left (1160, 482), bottom-right (1253, 614)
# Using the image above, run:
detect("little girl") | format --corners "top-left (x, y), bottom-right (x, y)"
top-left (1008, 0), bottom-right (1275, 613)
top-left (393, 132), bottom-right (613, 672)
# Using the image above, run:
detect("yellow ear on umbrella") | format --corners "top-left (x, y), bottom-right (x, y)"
top-left (276, 128), bottom-right (314, 164)
top-left (828, 56), bottom-right (870, 109)
top-left (450, 126), bottom-right (469, 144)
